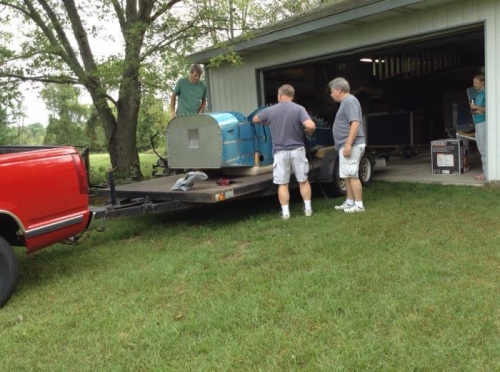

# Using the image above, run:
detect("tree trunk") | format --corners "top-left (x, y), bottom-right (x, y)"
top-left (87, 87), bottom-right (142, 181)
top-left (113, 81), bottom-right (142, 180)
top-left (88, 26), bottom-right (145, 181)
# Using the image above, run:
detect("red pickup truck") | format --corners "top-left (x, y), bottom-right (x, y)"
top-left (0, 146), bottom-right (104, 307)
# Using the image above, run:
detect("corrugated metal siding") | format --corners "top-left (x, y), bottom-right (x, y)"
top-left (206, 0), bottom-right (499, 180)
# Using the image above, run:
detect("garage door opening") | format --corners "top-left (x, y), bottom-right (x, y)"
top-left (258, 25), bottom-right (485, 184)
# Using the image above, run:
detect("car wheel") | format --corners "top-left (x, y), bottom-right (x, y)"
top-left (0, 237), bottom-right (19, 307)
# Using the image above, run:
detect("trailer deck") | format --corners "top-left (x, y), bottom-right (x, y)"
top-left (96, 156), bottom-right (329, 220)
top-left (100, 170), bottom-right (278, 204)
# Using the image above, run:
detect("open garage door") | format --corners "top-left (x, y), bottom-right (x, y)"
top-left (258, 24), bottom-right (485, 183)
top-left (261, 24), bottom-right (485, 183)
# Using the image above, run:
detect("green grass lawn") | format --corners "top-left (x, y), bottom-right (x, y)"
top-left (1, 181), bottom-right (499, 371)
top-left (88, 152), bottom-right (159, 184)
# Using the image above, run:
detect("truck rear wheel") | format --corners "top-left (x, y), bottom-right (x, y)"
top-left (0, 237), bottom-right (19, 307)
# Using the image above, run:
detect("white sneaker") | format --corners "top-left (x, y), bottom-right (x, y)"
top-left (335, 202), bottom-right (353, 211)
top-left (343, 205), bottom-right (365, 213)
top-left (280, 212), bottom-right (291, 220)
top-left (303, 208), bottom-right (313, 217)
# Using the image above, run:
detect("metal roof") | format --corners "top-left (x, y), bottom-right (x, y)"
top-left (191, 0), bottom-right (460, 64)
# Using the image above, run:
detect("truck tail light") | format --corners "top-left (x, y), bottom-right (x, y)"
top-left (72, 154), bottom-right (89, 195)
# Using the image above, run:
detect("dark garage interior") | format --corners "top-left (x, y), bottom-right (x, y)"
top-left (260, 25), bottom-right (485, 164)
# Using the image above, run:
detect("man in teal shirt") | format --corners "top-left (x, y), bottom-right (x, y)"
top-left (470, 73), bottom-right (486, 181)
top-left (170, 64), bottom-right (207, 118)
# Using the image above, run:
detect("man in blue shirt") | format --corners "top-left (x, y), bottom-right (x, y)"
top-left (470, 73), bottom-right (486, 181)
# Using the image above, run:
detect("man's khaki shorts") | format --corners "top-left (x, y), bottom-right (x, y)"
top-left (339, 145), bottom-right (365, 178)
top-left (273, 147), bottom-right (309, 184)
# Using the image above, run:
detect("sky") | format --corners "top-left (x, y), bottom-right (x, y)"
top-left (4, 12), bottom-right (52, 127)
top-left (22, 83), bottom-right (50, 126)
top-left (6, 26), bottom-right (51, 126)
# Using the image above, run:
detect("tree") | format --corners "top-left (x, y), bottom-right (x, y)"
top-left (41, 84), bottom-right (89, 146)
top-left (24, 123), bottom-right (46, 145)
top-left (0, 21), bottom-right (22, 111)
top-left (136, 92), bottom-right (169, 152)
top-left (0, 0), bottom-right (327, 180)
top-left (0, 0), bottom-right (187, 179)
top-left (0, 106), bottom-right (16, 145)
top-left (85, 109), bottom-right (107, 152)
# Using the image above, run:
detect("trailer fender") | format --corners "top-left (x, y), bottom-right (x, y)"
top-left (317, 149), bottom-right (339, 183)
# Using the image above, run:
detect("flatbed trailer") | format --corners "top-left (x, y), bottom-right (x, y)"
top-left (97, 157), bottom-right (338, 219)
top-left (96, 111), bottom-right (375, 220)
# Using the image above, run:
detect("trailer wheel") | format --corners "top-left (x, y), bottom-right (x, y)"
top-left (332, 160), bottom-right (346, 196)
top-left (402, 146), bottom-right (413, 159)
top-left (359, 151), bottom-right (375, 187)
top-left (0, 237), bottom-right (19, 307)
top-left (320, 151), bottom-right (374, 197)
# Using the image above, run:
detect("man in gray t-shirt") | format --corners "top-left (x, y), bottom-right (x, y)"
top-left (332, 95), bottom-right (366, 151)
top-left (253, 84), bottom-right (316, 219)
top-left (330, 77), bottom-right (366, 213)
